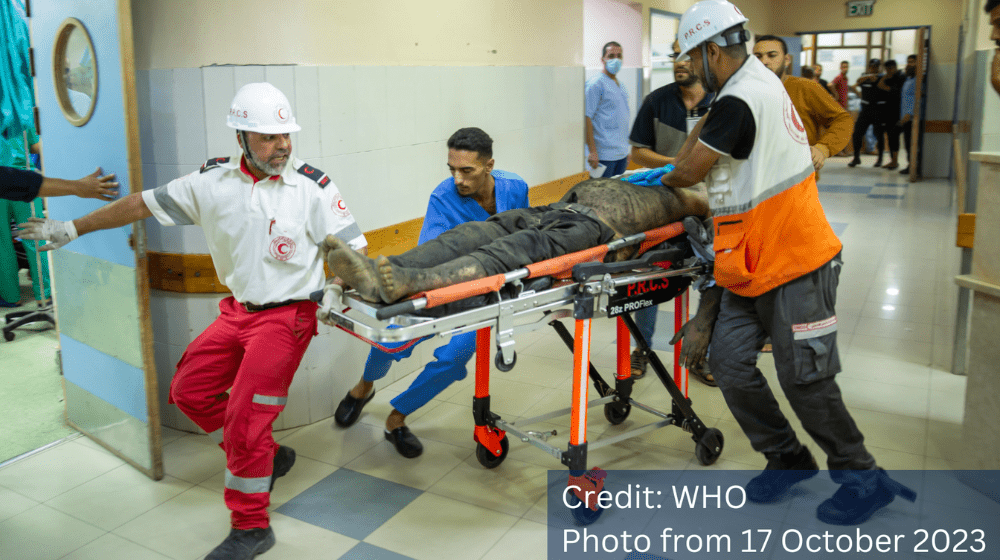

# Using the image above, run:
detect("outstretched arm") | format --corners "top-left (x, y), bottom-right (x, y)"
top-left (19, 191), bottom-right (152, 251)
top-left (669, 285), bottom-right (722, 368)
top-left (37, 168), bottom-right (119, 201)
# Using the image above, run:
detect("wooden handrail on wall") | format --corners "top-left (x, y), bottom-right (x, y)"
top-left (148, 171), bottom-right (590, 293)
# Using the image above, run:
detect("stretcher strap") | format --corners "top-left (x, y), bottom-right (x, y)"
top-left (524, 245), bottom-right (610, 278)
top-left (335, 324), bottom-right (431, 354)
top-left (636, 222), bottom-right (685, 256)
top-left (423, 274), bottom-right (507, 310)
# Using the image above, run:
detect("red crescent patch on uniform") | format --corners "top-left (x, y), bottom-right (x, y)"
top-left (270, 236), bottom-right (296, 261)
top-left (275, 106), bottom-right (289, 123)
top-left (331, 193), bottom-right (351, 217)
top-left (783, 95), bottom-right (809, 145)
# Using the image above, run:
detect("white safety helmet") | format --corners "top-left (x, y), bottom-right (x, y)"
top-left (676, 0), bottom-right (750, 62)
top-left (226, 82), bottom-right (302, 134)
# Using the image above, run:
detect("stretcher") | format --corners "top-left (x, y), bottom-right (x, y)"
top-left (319, 221), bottom-right (725, 523)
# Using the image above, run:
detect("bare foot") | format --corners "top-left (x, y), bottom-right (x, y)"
top-left (324, 235), bottom-right (381, 302)
top-left (386, 409), bottom-right (406, 431)
top-left (375, 255), bottom-right (414, 303)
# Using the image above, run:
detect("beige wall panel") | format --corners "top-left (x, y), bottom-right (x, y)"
top-left (133, 0), bottom-right (584, 69)
top-left (768, 0), bottom-right (962, 63)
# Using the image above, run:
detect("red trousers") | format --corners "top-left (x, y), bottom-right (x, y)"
top-left (169, 296), bottom-right (317, 529)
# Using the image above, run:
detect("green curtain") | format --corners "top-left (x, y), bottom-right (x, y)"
top-left (0, 0), bottom-right (35, 166)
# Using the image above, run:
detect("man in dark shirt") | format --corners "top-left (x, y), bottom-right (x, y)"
top-left (877, 59), bottom-right (907, 169)
top-left (627, 38), bottom-right (714, 384)
top-left (848, 59), bottom-right (885, 168)
top-left (1, 166), bottom-right (117, 202)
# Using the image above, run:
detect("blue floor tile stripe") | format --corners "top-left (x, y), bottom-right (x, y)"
top-left (866, 193), bottom-right (906, 199)
top-left (816, 184), bottom-right (873, 194)
top-left (340, 542), bottom-right (416, 560)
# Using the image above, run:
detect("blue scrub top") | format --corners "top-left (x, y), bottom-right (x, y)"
top-left (418, 170), bottom-right (530, 244)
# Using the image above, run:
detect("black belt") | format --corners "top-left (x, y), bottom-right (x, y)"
top-left (242, 299), bottom-right (306, 313)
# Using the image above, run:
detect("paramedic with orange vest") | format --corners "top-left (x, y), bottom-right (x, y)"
top-left (660, 0), bottom-right (914, 526)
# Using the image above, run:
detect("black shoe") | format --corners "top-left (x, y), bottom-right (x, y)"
top-left (873, 158), bottom-right (883, 167)
top-left (847, 159), bottom-right (861, 167)
top-left (746, 446), bottom-right (819, 503)
top-left (205, 527), bottom-right (275, 560)
top-left (629, 349), bottom-right (649, 380)
top-left (899, 166), bottom-right (910, 174)
top-left (334, 389), bottom-right (375, 427)
top-left (384, 426), bottom-right (423, 458)
top-left (816, 469), bottom-right (917, 525)
top-left (269, 446), bottom-right (295, 492)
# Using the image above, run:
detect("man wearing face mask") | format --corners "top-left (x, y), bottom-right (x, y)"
top-left (656, 0), bottom-right (915, 526)
top-left (585, 41), bottom-right (631, 177)
top-left (626, 38), bottom-right (715, 385)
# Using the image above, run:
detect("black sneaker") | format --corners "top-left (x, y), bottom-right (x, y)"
top-left (205, 527), bottom-right (275, 560)
top-left (630, 349), bottom-right (649, 380)
top-left (746, 446), bottom-right (819, 503)
top-left (847, 159), bottom-right (861, 168)
top-left (816, 469), bottom-right (917, 525)
top-left (269, 446), bottom-right (295, 492)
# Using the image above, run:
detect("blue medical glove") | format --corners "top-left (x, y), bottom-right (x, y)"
top-left (624, 164), bottom-right (675, 186)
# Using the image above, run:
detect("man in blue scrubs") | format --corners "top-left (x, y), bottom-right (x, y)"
top-left (331, 128), bottom-right (529, 458)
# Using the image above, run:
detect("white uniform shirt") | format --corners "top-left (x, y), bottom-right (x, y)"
top-left (142, 154), bottom-right (367, 305)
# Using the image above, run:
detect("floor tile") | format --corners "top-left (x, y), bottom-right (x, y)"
top-left (112, 486), bottom-right (232, 560)
top-left (45, 464), bottom-right (193, 531)
top-left (60, 533), bottom-right (174, 560)
top-left (340, 542), bottom-right (416, 560)
top-left (0, 482), bottom-right (39, 522)
top-left (847, 408), bottom-right (929, 456)
top-left (0, 440), bottom-right (125, 503)
top-left (278, 418), bottom-right (383, 467)
top-left (276, 469), bottom-right (422, 540)
top-left (425, 453), bottom-right (549, 517)
top-left (344, 436), bottom-right (471, 491)
top-left (160, 434), bottom-right (226, 485)
top-left (481, 518), bottom-right (547, 560)
top-left (847, 333), bottom-right (933, 365)
top-left (364, 493), bottom-right (518, 560)
top-left (854, 317), bottom-right (934, 343)
top-left (266, 512), bottom-right (360, 559)
top-left (0, 504), bottom-right (104, 560)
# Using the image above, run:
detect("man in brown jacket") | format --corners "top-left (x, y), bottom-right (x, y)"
top-left (753, 35), bottom-right (852, 173)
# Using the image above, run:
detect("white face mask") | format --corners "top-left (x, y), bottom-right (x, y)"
top-left (605, 58), bottom-right (622, 75)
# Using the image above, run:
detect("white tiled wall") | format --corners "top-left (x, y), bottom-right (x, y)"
top-left (138, 63), bottom-right (586, 431)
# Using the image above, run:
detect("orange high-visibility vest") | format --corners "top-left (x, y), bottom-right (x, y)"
top-left (704, 58), bottom-right (842, 297)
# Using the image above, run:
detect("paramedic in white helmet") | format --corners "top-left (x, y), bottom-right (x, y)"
top-left (19, 82), bottom-right (367, 560)
top-left (658, 0), bottom-right (915, 526)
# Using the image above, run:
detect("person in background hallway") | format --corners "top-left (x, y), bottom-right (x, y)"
top-left (330, 128), bottom-right (529, 458)
top-left (831, 60), bottom-right (850, 109)
top-left (800, 66), bottom-right (815, 80)
top-left (753, 35), bottom-right (852, 174)
top-left (21, 83), bottom-right (366, 560)
top-left (663, 0), bottom-right (915, 524)
top-left (627, 38), bottom-right (715, 385)
top-left (987, 0), bottom-right (1000, 96)
top-left (848, 59), bottom-right (885, 168)
top-left (877, 59), bottom-right (906, 170)
top-left (813, 64), bottom-right (835, 99)
top-left (586, 41), bottom-right (631, 177)
top-left (897, 55), bottom-right (919, 175)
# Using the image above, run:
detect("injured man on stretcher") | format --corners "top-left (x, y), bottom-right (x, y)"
top-left (325, 175), bottom-right (710, 305)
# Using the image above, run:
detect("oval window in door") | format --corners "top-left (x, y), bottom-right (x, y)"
top-left (52, 18), bottom-right (98, 127)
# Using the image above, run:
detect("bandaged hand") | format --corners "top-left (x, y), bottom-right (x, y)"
top-left (17, 217), bottom-right (78, 251)
top-left (316, 280), bottom-right (347, 325)
top-left (624, 164), bottom-right (675, 186)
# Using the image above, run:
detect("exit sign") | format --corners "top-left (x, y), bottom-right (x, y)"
top-left (847, 0), bottom-right (876, 16)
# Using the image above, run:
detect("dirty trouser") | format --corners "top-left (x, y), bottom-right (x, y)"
top-left (169, 297), bottom-right (317, 529)
top-left (362, 331), bottom-right (476, 416)
top-left (709, 254), bottom-right (877, 485)
top-left (852, 105), bottom-right (885, 158)
top-left (387, 205), bottom-right (616, 277)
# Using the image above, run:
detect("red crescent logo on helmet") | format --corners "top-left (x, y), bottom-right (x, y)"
top-left (269, 236), bottom-right (296, 261)
top-left (275, 107), bottom-right (289, 123)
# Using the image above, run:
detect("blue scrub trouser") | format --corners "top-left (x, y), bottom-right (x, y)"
top-left (632, 305), bottom-right (658, 347)
top-left (599, 158), bottom-right (629, 178)
top-left (362, 331), bottom-right (477, 416)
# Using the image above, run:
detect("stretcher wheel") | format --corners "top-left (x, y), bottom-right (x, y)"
top-left (475, 435), bottom-right (509, 469)
top-left (694, 428), bottom-right (724, 466)
top-left (567, 493), bottom-right (604, 525)
top-left (603, 401), bottom-right (631, 425)
top-left (494, 351), bottom-right (516, 372)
